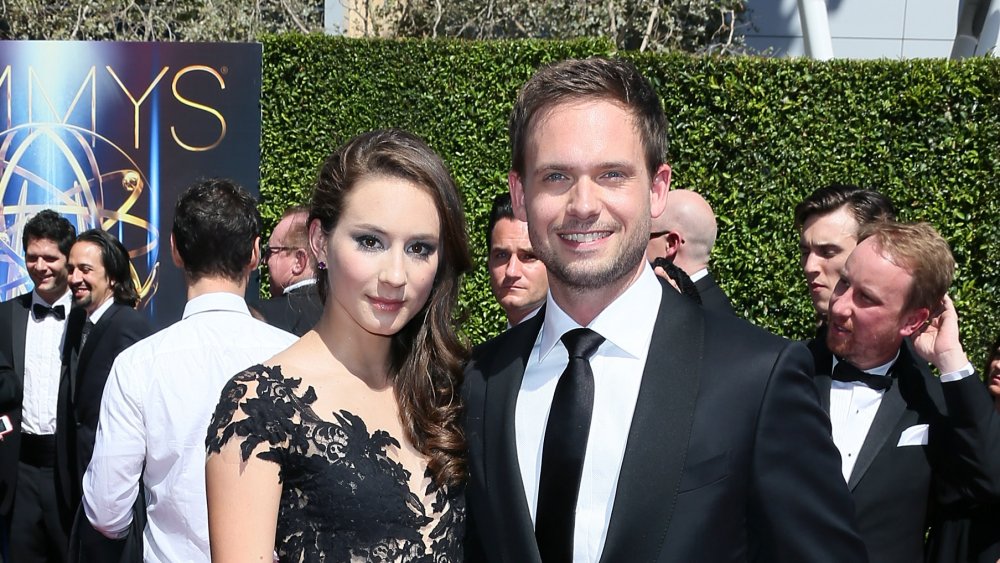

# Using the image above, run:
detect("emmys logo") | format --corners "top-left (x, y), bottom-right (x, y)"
top-left (0, 60), bottom-right (231, 305)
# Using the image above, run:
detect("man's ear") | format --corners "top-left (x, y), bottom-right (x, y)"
top-left (170, 233), bottom-right (183, 269)
top-left (248, 236), bottom-right (261, 271)
top-left (291, 248), bottom-right (308, 276)
top-left (899, 307), bottom-right (931, 338)
top-left (665, 232), bottom-right (682, 260)
top-left (509, 171), bottom-right (528, 222)
top-left (308, 219), bottom-right (327, 265)
top-left (650, 163), bottom-right (672, 219)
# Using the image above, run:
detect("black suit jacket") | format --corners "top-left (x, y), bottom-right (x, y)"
top-left (0, 293), bottom-right (32, 517)
top-left (693, 272), bottom-right (735, 315)
top-left (807, 336), bottom-right (1000, 563)
top-left (254, 283), bottom-right (322, 337)
top-left (464, 282), bottom-right (867, 563)
top-left (57, 303), bottom-right (151, 515)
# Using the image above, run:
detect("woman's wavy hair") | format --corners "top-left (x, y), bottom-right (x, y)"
top-left (308, 129), bottom-right (471, 487)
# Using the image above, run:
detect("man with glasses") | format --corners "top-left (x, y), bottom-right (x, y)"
top-left (256, 205), bottom-right (322, 336)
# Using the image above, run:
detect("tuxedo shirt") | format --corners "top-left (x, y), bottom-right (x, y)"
top-left (829, 354), bottom-right (896, 481)
top-left (515, 266), bottom-right (660, 563)
top-left (22, 290), bottom-right (71, 434)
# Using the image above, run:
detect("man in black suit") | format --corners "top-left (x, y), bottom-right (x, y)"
top-left (806, 220), bottom-right (1000, 563)
top-left (255, 205), bottom-right (322, 336)
top-left (487, 193), bottom-right (548, 328)
top-left (463, 57), bottom-right (866, 563)
top-left (0, 210), bottom-right (75, 562)
top-left (794, 184), bottom-right (895, 325)
top-left (646, 188), bottom-right (734, 314)
top-left (59, 230), bottom-right (151, 533)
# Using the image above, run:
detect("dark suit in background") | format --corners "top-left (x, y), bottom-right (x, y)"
top-left (693, 272), bottom-right (735, 315)
top-left (464, 283), bottom-right (867, 562)
top-left (808, 336), bottom-right (1000, 563)
top-left (0, 294), bottom-right (32, 520)
top-left (255, 282), bottom-right (322, 337)
top-left (58, 304), bottom-right (151, 515)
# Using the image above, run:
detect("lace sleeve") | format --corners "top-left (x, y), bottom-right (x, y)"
top-left (206, 364), bottom-right (317, 470)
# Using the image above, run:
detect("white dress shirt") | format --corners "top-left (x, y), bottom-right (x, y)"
top-left (516, 265), bottom-right (661, 563)
top-left (282, 278), bottom-right (316, 295)
top-left (688, 267), bottom-right (708, 283)
top-left (22, 290), bottom-right (71, 435)
top-left (83, 292), bottom-right (297, 563)
top-left (87, 296), bottom-right (115, 324)
top-left (829, 353), bottom-right (975, 481)
top-left (829, 354), bottom-right (897, 481)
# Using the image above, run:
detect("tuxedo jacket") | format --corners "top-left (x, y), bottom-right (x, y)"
top-left (693, 272), bottom-right (735, 316)
top-left (57, 303), bottom-right (151, 516)
top-left (255, 283), bottom-right (322, 337)
top-left (807, 336), bottom-right (1000, 563)
top-left (463, 282), bottom-right (867, 563)
top-left (0, 293), bottom-right (33, 517)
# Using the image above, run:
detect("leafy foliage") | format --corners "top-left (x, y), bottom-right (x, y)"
top-left (0, 0), bottom-right (323, 40)
top-left (259, 36), bottom-right (1000, 367)
top-left (364, 0), bottom-right (745, 53)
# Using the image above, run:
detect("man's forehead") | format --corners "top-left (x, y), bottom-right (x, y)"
top-left (25, 237), bottom-right (65, 256)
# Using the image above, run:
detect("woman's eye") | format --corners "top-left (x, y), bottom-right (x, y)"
top-left (356, 235), bottom-right (382, 250)
top-left (408, 242), bottom-right (436, 257)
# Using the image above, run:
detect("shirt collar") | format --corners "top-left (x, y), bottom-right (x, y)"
top-left (32, 289), bottom-right (71, 310)
top-left (688, 267), bottom-right (709, 283)
top-left (87, 297), bottom-right (116, 323)
top-left (182, 292), bottom-right (251, 320)
top-left (283, 278), bottom-right (317, 295)
top-left (538, 264), bottom-right (662, 361)
top-left (832, 350), bottom-right (900, 377)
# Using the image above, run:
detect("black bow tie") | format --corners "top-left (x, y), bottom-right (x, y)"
top-left (832, 360), bottom-right (893, 391)
top-left (32, 303), bottom-right (66, 321)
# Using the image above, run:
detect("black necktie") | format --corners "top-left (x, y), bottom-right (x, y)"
top-left (80, 320), bottom-right (94, 349)
top-left (535, 328), bottom-right (605, 563)
top-left (832, 360), bottom-right (893, 391)
top-left (32, 303), bottom-right (65, 321)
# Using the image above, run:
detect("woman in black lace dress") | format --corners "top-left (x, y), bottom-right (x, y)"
top-left (206, 129), bottom-right (471, 562)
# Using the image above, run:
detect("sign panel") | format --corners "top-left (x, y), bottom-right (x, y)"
top-left (0, 41), bottom-right (262, 327)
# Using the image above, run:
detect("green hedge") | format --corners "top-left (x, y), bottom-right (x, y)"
top-left (259, 34), bottom-right (1000, 366)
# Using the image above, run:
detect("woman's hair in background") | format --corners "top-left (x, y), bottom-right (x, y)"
top-left (309, 129), bottom-right (472, 487)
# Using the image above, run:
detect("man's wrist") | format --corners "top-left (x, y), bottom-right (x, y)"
top-left (940, 361), bottom-right (975, 383)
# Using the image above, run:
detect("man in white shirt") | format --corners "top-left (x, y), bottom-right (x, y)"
top-left (0, 210), bottom-right (75, 563)
top-left (463, 57), bottom-right (866, 563)
top-left (82, 179), bottom-right (297, 562)
top-left (645, 189), bottom-right (734, 315)
top-left (805, 220), bottom-right (1000, 563)
top-left (486, 193), bottom-right (548, 328)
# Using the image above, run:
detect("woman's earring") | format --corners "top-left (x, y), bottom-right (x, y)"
top-left (317, 261), bottom-right (327, 270)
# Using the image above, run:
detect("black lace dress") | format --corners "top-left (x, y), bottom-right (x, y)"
top-left (206, 365), bottom-right (465, 563)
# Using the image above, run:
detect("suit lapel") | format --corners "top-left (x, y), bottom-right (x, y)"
top-left (847, 377), bottom-right (906, 491)
top-left (483, 312), bottom-right (544, 563)
top-left (807, 334), bottom-right (833, 413)
top-left (11, 295), bottom-right (30, 378)
top-left (599, 284), bottom-right (704, 563)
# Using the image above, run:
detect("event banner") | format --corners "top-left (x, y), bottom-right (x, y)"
top-left (0, 41), bottom-right (262, 327)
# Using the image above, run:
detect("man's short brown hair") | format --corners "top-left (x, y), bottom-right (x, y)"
top-left (508, 57), bottom-right (668, 179)
top-left (857, 221), bottom-right (954, 312)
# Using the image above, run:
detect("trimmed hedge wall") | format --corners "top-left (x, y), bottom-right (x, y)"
top-left (259, 34), bottom-right (1000, 366)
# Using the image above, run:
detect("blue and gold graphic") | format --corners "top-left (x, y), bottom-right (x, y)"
top-left (0, 41), bottom-right (263, 326)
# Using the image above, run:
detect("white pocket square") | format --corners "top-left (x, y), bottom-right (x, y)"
top-left (897, 424), bottom-right (929, 447)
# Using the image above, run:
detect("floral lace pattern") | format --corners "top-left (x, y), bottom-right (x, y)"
top-left (207, 365), bottom-right (465, 562)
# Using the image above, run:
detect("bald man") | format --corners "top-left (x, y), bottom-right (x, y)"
top-left (646, 189), bottom-right (735, 315)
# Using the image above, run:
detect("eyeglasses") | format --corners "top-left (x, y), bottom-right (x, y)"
top-left (262, 244), bottom-right (298, 261)
top-left (649, 230), bottom-right (670, 240)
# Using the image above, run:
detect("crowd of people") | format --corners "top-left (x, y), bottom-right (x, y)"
top-left (1, 56), bottom-right (998, 563)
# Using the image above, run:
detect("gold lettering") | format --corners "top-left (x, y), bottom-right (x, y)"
top-left (107, 66), bottom-right (170, 149)
top-left (170, 65), bottom-right (227, 152)
top-left (27, 66), bottom-right (97, 142)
